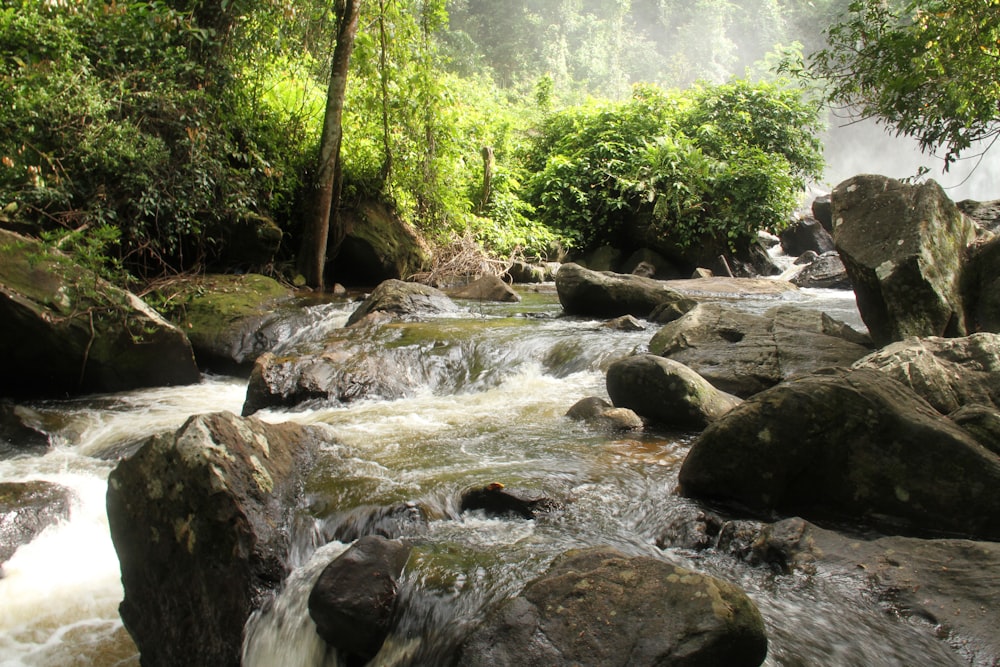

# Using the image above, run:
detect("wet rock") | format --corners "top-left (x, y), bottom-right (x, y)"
top-left (456, 546), bottom-right (768, 667)
top-left (106, 411), bottom-right (324, 667)
top-left (555, 263), bottom-right (696, 319)
top-left (678, 367), bottom-right (1000, 540)
top-left (506, 261), bottom-right (548, 284)
top-left (654, 502), bottom-right (760, 558)
top-left (447, 274), bottom-right (520, 303)
top-left (566, 396), bottom-right (644, 432)
top-left (308, 535), bottom-right (411, 663)
top-left (0, 229), bottom-right (200, 399)
top-left (459, 482), bottom-right (560, 519)
top-left (605, 355), bottom-right (741, 430)
top-left (779, 216), bottom-right (836, 257)
top-left (602, 315), bottom-right (646, 331)
top-left (152, 273), bottom-right (294, 374)
top-left (852, 333), bottom-right (1000, 414)
top-left (793, 250), bottom-right (819, 265)
top-left (328, 502), bottom-right (430, 543)
top-left (346, 279), bottom-right (457, 326)
top-left (790, 251), bottom-right (852, 289)
top-left (0, 480), bottom-right (72, 565)
top-left (751, 516), bottom-right (1000, 664)
top-left (621, 248), bottom-right (679, 279)
top-left (0, 401), bottom-right (50, 459)
top-left (648, 302), bottom-right (872, 397)
top-left (832, 175), bottom-right (979, 346)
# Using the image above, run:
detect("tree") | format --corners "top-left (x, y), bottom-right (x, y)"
top-left (807, 0), bottom-right (1000, 169)
top-left (298, 0), bottom-right (361, 290)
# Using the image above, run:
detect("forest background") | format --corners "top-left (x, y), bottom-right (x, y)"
top-left (1, 0), bottom-right (996, 289)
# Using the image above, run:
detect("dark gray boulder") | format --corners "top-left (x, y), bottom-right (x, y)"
top-left (790, 252), bottom-right (852, 289)
top-left (605, 355), bottom-right (741, 430)
top-left (811, 194), bottom-right (833, 232)
top-left (459, 482), bottom-right (561, 519)
top-left (958, 198), bottom-right (1000, 235)
top-left (331, 199), bottom-right (432, 287)
top-left (0, 480), bottom-right (72, 565)
top-left (852, 333), bottom-right (1000, 414)
top-left (106, 411), bottom-right (323, 667)
top-left (346, 279), bottom-right (458, 326)
top-left (555, 263), bottom-right (696, 319)
top-left (949, 404), bottom-right (1000, 456)
top-left (779, 216), bottom-right (836, 257)
top-left (0, 229), bottom-right (200, 399)
top-left (679, 367), bottom-right (1000, 540)
top-left (308, 535), bottom-right (411, 663)
top-left (961, 233), bottom-right (1000, 334)
top-left (456, 546), bottom-right (768, 667)
top-left (832, 175), bottom-right (979, 346)
top-left (648, 302), bottom-right (872, 397)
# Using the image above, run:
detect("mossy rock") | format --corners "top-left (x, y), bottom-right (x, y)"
top-left (153, 274), bottom-right (294, 374)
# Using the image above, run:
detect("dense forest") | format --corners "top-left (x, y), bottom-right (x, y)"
top-left (1, 0), bottom-right (996, 287)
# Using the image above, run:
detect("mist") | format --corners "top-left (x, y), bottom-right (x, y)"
top-left (820, 117), bottom-right (1000, 202)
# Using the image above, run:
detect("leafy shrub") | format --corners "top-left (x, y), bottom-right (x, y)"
top-left (525, 81), bottom-right (823, 253)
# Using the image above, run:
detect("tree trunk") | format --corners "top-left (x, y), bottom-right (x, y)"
top-left (479, 146), bottom-right (494, 214)
top-left (298, 0), bottom-right (361, 290)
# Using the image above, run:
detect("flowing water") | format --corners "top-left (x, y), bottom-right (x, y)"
top-left (0, 285), bottom-right (973, 666)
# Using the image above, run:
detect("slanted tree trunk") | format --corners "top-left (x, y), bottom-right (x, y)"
top-left (298, 0), bottom-right (361, 290)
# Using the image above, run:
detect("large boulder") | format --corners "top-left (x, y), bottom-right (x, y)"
top-left (308, 535), bottom-right (411, 663)
top-left (447, 275), bottom-right (521, 303)
top-left (678, 367), bottom-right (1000, 540)
top-left (153, 273), bottom-right (294, 374)
top-left (605, 355), bottom-right (742, 430)
top-left (0, 229), bottom-right (200, 398)
top-left (555, 263), bottom-right (696, 319)
top-left (106, 411), bottom-right (324, 667)
top-left (346, 279), bottom-right (458, 326)
top-left (329, 199), bottom-right (432, 287)
top-left (832, 175), bottom-right (979, 346)
top-left (648, 303), bottom-right (872, 397)
top-left (852, 333), bottom-right (1000, 414)
top-left (0, 480), bottom-right (72, 565)
top-left (456, 546), bottom-right (768, 667)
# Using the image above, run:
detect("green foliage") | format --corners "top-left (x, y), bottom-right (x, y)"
top-left (526, 81), bottom-right (823, 251)
top-left (806, 0), bottom-right (1000, 168)
top-left (0, 1), bottom-right (315, 279)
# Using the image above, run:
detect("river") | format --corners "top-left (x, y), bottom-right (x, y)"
top-left (0, 284), bottom-right (969, 666)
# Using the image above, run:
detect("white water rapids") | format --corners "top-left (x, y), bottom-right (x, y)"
top-left (0, 285), bottom-right (970, 666)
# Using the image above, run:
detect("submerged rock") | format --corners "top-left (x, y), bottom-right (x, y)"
top-left (679, 367), bottom-right (1000, 540)
top-left (832, 175), bottom-right (978, 346)
top-left (459, 482), bottom-right (560, 519)
top-left (0, 401), bottom-right (50, 459)
top-left (555, 262), bottom-right (696, 319)
top-left (648, 302), bottom-right (871, 397)
top-left (0, 480), bottom-right (72, 566)
top-left (106, 411), bottom-right (324, 667)
top-left (456, 546), bottom-right (768, 667)
top-left (0, 229), bottom-right (199, 398)
top-left (605, 355), bottom-right (741, 430)
top-left (308, 535), bottom-right (411, 663)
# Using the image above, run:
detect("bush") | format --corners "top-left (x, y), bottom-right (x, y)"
top-left (525, 81), bottom-right (823, 253)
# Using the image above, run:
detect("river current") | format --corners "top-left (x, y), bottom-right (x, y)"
top-left (0, 284), bottom-right (969, 666)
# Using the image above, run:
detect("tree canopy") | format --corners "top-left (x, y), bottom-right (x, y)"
top-left (807, 0), bottom-right (1000, 169)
